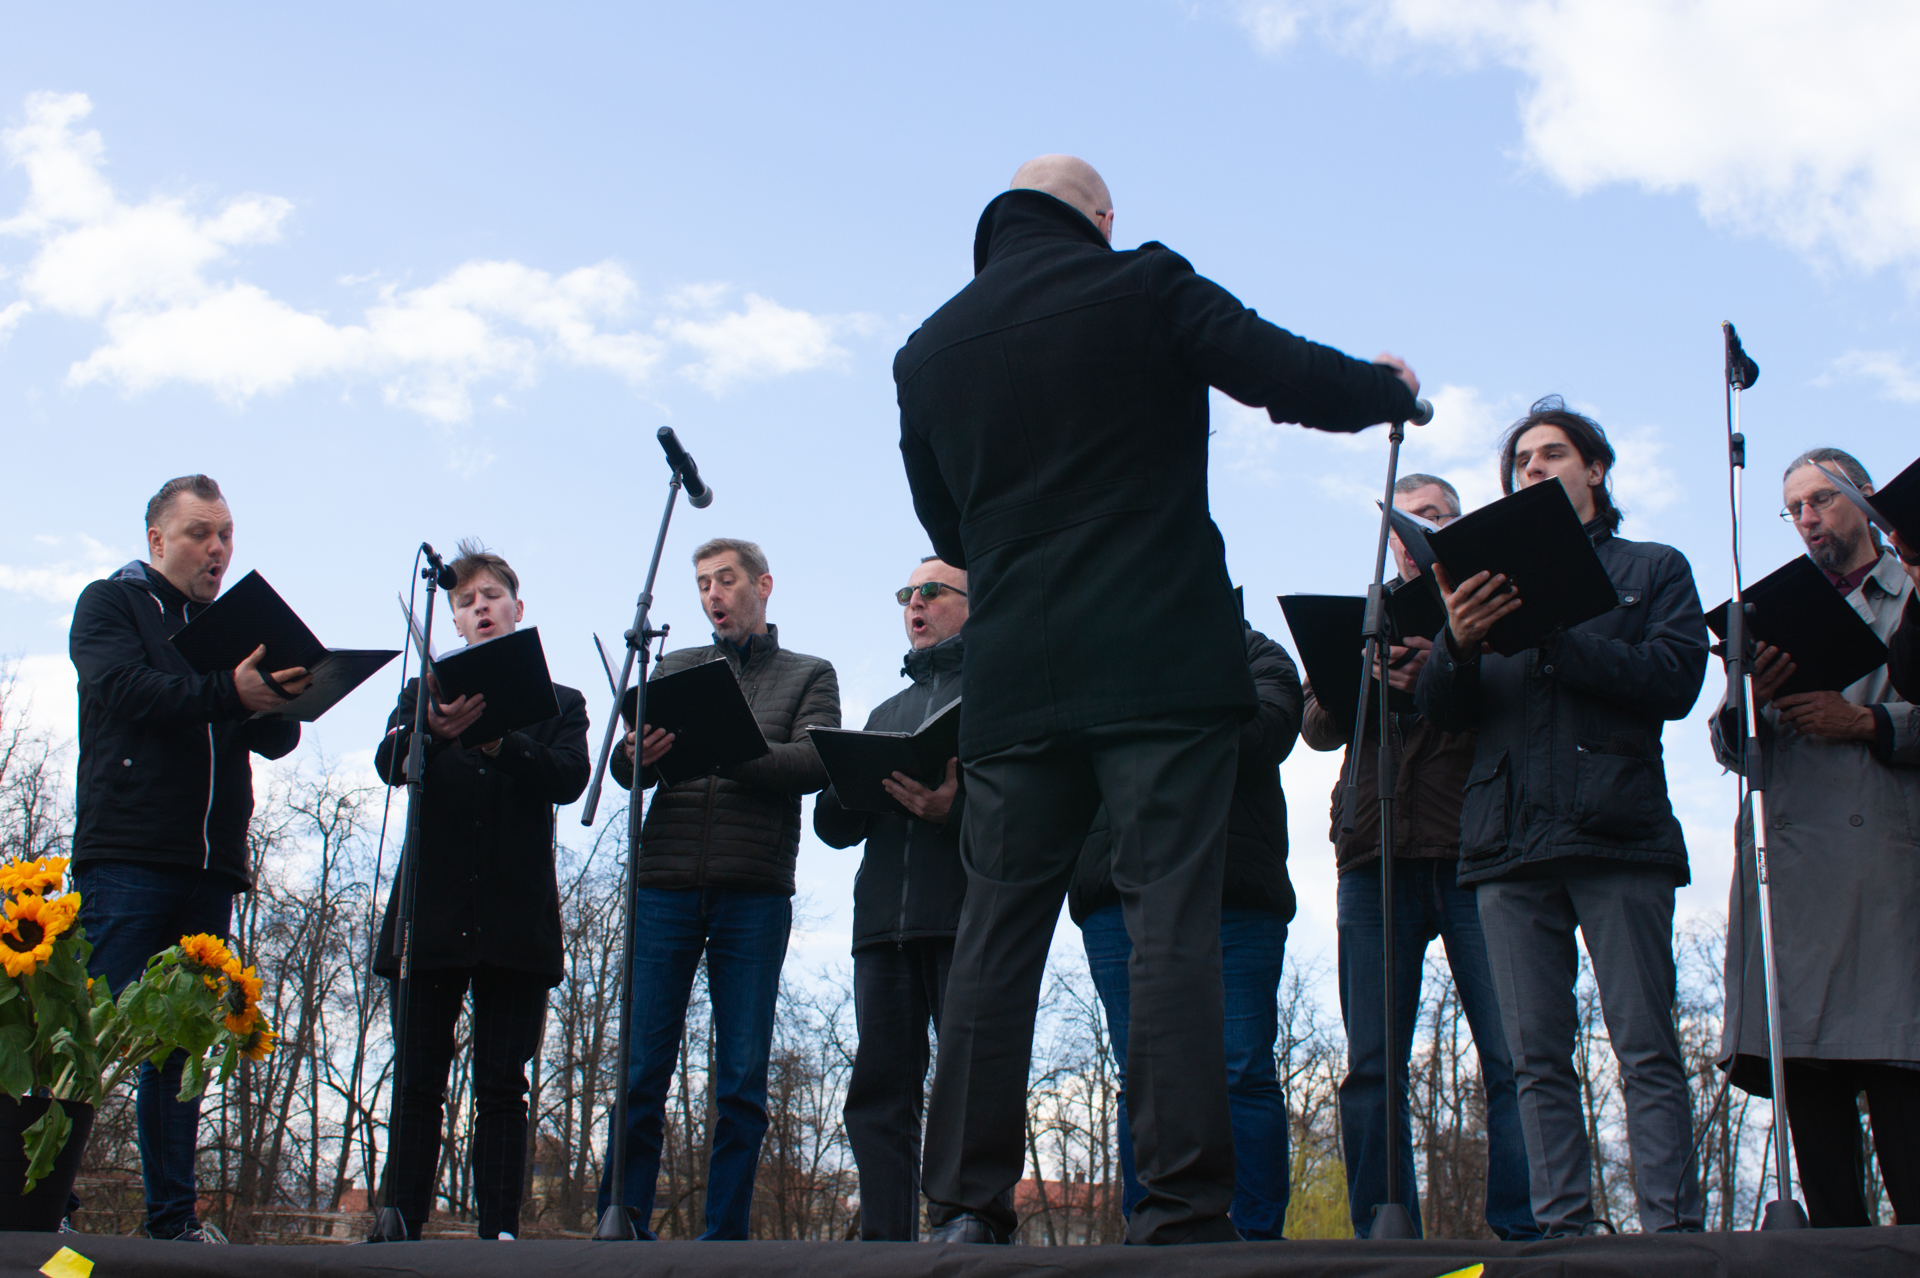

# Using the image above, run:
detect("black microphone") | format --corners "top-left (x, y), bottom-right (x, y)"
top-left (657, 427), bottom-right (713, 508)
top-left (420, 542), bottom-right (456, 591)
top-left (1407, 398), bottom-right (1434, 426)
top-left (1723, 321), bottom-right (1760, 390)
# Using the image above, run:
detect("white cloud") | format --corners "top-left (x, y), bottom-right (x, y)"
top-left (0, 535), bottom-right (122, 604)
top-left (1824, 349), bottom-right (1920, 403)
top-left (0, 91), bottom-right (854, 429)
top-left (1240, 1), bottom-right (1920, 272)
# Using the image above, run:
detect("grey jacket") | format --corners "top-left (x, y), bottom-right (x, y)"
top-left (1713, 551), bottom-right (1920, 1092)
top-left (1415, 526), bottom-right (1709, 885)
top-left (614, 624), bottom-right (840, 896)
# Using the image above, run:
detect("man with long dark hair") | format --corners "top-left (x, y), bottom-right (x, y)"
top-left (1418, 397), bottom-right (1709, 1235)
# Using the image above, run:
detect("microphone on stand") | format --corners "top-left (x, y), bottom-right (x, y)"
top-left (657, 427), bottom-right (714, 508)
top-left (1407, 398), bottom-right (1435, 426)
top-left (1724, 322), bottom-right (1760, 390)
top-left (421, 542), bottom-right (456, 590)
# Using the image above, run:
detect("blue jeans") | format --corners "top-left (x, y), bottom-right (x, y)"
top-left (1081, 905), bottom-right (1291, 1240)
top-left (597, 886), bottom-right (791, 1239)
top-left (73, 861), bottom-right (235, 1238)
top-left (1337, 858), bottom-right (1537, 1240)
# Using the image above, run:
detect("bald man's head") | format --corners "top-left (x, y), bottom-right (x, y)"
top-left (1010, 155), bottom-right (1114, 242)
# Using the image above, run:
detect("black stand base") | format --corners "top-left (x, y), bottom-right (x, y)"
top-left (593, 1204), bottom-right (640, 1241)
top-left (366, 1206), bottom-right (409, 1243)
top-left (1368, 1202), bottom-right (1417, 1239)
top-left (1761, 1199), bottom-right (1810, 1230)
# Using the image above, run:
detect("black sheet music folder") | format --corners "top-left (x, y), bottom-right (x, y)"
top-left (170, 570), bottom-right (398, 722)
top-left (1816, 455), bottom-right (1920, 558)
top-left (1424, 481), bottom-right (1619, 656)
top-left (1278, 594), bottom-right (1415, 734)
top-left (430, 626), bottom-right (562, 748)
top-left (621, 657), bottom-right (771, 786)
top-left (807, 696), bottom-right (962, 816)
top-left (1706, 556), bottom-right (1888, 697)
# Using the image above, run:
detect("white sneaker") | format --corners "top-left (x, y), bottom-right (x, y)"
top-left (497, 1232), bottom-right (516, 1241)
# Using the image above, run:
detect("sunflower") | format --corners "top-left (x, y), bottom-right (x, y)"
top-left (177, 933), bottom-right (234, 976)
top-left (0, 891), bottom-right (80, 978)
top-left (0, 855), bottom-right (69, 897)
top-left (241, 1024), bottom-right (278, 1062)
top-left (220, 962), bottom-right (265, 1036)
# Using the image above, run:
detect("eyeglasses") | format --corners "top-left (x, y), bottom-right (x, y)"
top-left (1780, 489), bottom-right (1842, 523)
top-left (895, 582), bottom-right (968, 606)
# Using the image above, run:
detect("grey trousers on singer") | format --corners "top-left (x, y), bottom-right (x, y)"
top-left (1476, 864), bottom-right (1703, 1235)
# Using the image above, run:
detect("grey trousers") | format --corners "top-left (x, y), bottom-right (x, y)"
top-left (1476, 864), bottom-right (1703, 1235)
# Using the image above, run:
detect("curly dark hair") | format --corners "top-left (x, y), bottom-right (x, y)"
top-left (1498, 395), bottom-right (1621, 532)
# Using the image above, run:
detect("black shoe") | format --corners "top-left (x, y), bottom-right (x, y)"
top-left (929, 1213), bottom-right (1008, 1245)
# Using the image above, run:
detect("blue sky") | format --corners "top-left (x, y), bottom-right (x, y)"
top-left (5, 1), bottom-right (1919, 984)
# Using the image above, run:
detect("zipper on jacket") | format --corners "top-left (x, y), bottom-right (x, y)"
top-left (896, 816), bottom-right (916, 944)
top-left (201, 724), bottom-right (216, 869)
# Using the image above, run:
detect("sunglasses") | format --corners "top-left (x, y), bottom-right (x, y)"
top-left (895, 582), bottom-right (968, 606)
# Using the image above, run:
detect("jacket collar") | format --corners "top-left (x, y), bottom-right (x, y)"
top-left (1583, 516), bottom-right (1615, 548)
top-left (714, 623), bottom-right (781, 668)
top-left (1862, 548), bottom-right (1909, 602)
top-left (902, 633), bottom-right (964, 681)
top-left (972, 189), bottom-right (1112, 276)
top-left (116, 560), bottom-right (194, 617)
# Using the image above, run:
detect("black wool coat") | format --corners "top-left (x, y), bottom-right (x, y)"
top-left (373, 678), bottom-right (590, 986)
top-left (813, 634), bottom-right (968, 951)
top-left (613, 625), bottom-right (840, 896)
top-left (1415, 526), bottom-right (1709, 886)
top-left (69, 562), bottom-right (301, 885)
top-left (895, 189), bottom-right (1417, 756)
top-left (1069, 627), bottom-right (1303, 924)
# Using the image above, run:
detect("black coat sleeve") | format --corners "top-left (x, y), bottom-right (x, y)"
top-left (1145, 248), bottom-right (1418, 433)
top-left (901, 411), bottom-right (967, 569)
top-left (1239, 629), bottom-right (1303, 775)
top-left (491, 689), bottom-right (592, 805)
top-left (1416, 628), bottom-right (1483, 733)
top-left (811, 785), bottom-right (871, 849)
top-left (1539, 547), bottom-right (1709, 721)
top-left (69, 580), bottom-right (248, 728)
top-left (1891, 592), bottom-right (1920, 705)
top-left (373, 678), bottom-right (456, 787)
top-left (246, 718), bottom-right (302, 760)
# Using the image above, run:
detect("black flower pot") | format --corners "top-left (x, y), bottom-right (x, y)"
top-left (0, 1097), bottom-right (95, 1232)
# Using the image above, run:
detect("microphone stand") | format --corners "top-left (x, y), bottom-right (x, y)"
top-left (1340, 415), bottom-right (1419, 1240)
top-left (580, 471), bottom-right (684, 1241)
top-left (369, 547), bottom-right (450, 1244)
top-left (1720, 323), bottom-right (1806, 1230)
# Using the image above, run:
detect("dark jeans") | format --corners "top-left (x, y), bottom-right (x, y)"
top-left (597, 886), bottom-right (791, 1239)
top-left (73, 861), bottom-right (234, 1239)
top-left (924, 712), bottom-right (1242, 1245)
top-left (1784, 1059), bottom-right (1920, 1228)
top-left (383, 967), bottom-right (548, 1239)
top-left (1476, 864), bottom-right (1702, 1235)
top-left (1336, 858), bottom-right (1537, 1240)
top-left (1081, 905), bottom-right (1291, 1239)
top-left (845, 938), bottom-right (953, 1240)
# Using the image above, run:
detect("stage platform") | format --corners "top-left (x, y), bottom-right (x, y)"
top-left (6, 1230), bottom-right (1920, 1278)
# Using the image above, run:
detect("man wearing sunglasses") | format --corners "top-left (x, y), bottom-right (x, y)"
top-left (814, 556), bottom-right (969, 1240)
top-left (896, 154), bottom-right (1421, 1246)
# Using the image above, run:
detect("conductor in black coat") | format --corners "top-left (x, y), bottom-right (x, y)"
top-left (373, 542), bottom-right (590, 1241)
top-left (895, 154), bottom-right (1421, 1245)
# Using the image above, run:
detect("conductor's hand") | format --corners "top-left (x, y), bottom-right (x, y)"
top-left (425, 674), bottom-right (486, 742)
top-left (1774, 690), bottom-right (1876, 742)
top-left (1434, 564), bottom-right (1521, 654)
top-left (234, 645), bottom-right (312, 714)
top-left (882, 758), bottom-right (959, 824)
top-left (1382, 636), bottom-right (1433, 692)
top-left (1750, 643), bottom-right (1796, 708)
top-left (623, 725), bottom-right (675, 768)
top-left (1374, 352), bottom-right (1420, 400)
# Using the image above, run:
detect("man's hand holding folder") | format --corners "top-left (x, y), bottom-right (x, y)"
top-left (1433, 565), bottom-right (1524, 657)
top-left (233, 643), bottom-right (315, 713)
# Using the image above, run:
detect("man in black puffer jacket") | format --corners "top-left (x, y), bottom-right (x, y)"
top-left (1417, 399), bottom-right (1708, 1236)
top-left (598, 537), bottom-right (840, 1239)
top-left (896, 154), bottom-right (1419, 1245)
top-left (814, 556), bottom-right (969, 1241)
top-left (68, 475), bottom-right (309, 1242)
top-left (1070, 624), bottom-right (1301, 1240)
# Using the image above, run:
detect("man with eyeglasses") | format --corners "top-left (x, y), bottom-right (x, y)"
top-left (814, 556), bottom-right (969, 1240)
top-left (1301, 473), bottom-right (1536, 1241)
top-left (1710, 447), bottom-right (1920, 1228)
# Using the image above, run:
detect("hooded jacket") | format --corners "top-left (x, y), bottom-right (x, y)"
top-left (69, 562), bottom-right (301, 884)
top-left (372, 677), bottom-right (590, 985)
top-left (894, 189), bottom-right (1416, 756)
top-left (813, 634), bottom-right (968, 951)
top-left (614, 624), bottom-right (839, 896)
top-left (1414, 525), bottom-right (1709, 885)
top-left (1069, 627), bottom-right (1302, 923)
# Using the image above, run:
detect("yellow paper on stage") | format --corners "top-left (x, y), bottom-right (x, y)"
top-left (1433, 1266), bottom-right (1485, 1278)
top-left (39, 1247), bottom-right (94, 1278)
